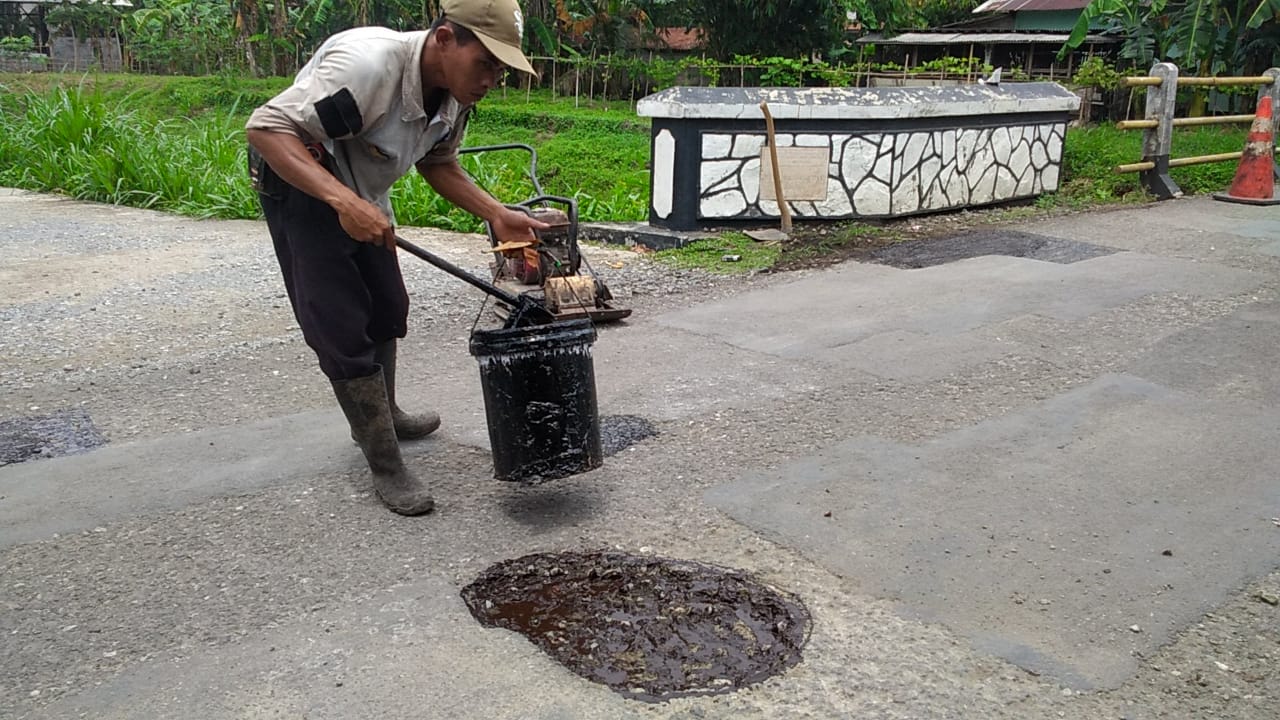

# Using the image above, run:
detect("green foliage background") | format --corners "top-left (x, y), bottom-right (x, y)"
top-left (0, 72), bottom-right (1252, 235)
top-left (0, 74), bottom-right (651, 232)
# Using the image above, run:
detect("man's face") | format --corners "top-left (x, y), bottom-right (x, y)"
top-left (440, 27), bottom-right (506, 104)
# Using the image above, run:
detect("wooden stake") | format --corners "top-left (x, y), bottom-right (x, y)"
top-left (759, 101), bottom-right (792, 234)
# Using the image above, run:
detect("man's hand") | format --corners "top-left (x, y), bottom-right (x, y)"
top-left (418, 161), bottom-right (550, 248)
top-left (333, 195), bottom-right (396, 249)
top-left (488, 207), bottom-right (550, 247)
top-left (247, 128), bottom-right (396, 250)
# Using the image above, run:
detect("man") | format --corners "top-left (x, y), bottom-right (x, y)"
top-left (245, 0), bottom-right (545, 517)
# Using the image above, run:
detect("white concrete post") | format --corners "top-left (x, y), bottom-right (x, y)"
top-left (1141, 62), bottom-right (1182, 199)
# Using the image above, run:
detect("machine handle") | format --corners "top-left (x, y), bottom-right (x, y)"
top-left (394, 234), bottom-right (556, 326)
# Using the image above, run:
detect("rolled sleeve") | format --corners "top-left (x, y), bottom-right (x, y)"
top-left (245, 36), bottom-right (400, 142)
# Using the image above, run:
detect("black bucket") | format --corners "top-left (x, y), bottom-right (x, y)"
top-left (469, 319), bottom-right (603, 483)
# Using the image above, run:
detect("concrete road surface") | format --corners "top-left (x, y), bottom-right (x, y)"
top-left (2, 188), bottom-right (1278, 719)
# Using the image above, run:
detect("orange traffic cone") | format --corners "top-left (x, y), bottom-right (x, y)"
top-left (1214, 95), bottom-right (1280, 205)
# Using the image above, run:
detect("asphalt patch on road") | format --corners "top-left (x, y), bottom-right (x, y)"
top-left (599, 414), bottom-right (659, 456)
top-left (865, 230), bottom-right (1119, 269)
top-left (461, 551), bottom-right (810, 702)
top-left (0, 408), bottom-right (106, 467)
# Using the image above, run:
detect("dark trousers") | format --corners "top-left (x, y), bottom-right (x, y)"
top-left (259, 179), bottom-right (409, 381)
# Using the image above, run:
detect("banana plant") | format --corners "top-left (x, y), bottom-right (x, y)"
top-left (1061, 0), bottom-right (1172, 67)
top-left (1062, 0), bottom-right (1280, 74)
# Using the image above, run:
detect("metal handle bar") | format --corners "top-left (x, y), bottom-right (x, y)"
top-left (456, 143), bottom-right (545, 198)
top-left (394, 234), bottom-right (555, 325)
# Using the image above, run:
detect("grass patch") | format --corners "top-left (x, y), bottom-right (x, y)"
top-left (0, 72), bottom-right (1256, 255)
top-left (654, 232), bottom-right (781, 274)
top-left (0, 73), bottom-right (650, 231)
top-left (1051, 123), bottom-right (1246, 206)
top-left (0, 84), bottom-right (259, 218)
top-left (778, 223), bottom-right (899, 265)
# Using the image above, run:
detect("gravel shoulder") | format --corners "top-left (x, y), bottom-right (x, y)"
top-left (0, 189), bottom-right (757, 443)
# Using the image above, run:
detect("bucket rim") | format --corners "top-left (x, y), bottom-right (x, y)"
top-left (469, 318), bottom-right (597, 356)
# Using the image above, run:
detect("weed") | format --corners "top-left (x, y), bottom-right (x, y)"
top-left (655, 232), bottom-right (780, 274)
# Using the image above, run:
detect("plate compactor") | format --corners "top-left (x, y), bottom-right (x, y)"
top-left (459, 143), bottom-right (631, 324)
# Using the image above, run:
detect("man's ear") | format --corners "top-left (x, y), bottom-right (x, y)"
top-left (434, 23), bottom-right (455, 49)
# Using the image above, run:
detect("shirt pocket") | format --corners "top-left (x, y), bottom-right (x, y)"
top-left (363, 141), bottom-right (396, 162)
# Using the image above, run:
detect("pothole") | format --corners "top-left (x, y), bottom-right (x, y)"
top-left (599, 414), bottom-right (658, 456)
top-left (461, 551), bottom-right (810, 702)
top-left (865, 230), bottom-right (1119, 269)
top-left (0, 408), bottom-right (106, 467)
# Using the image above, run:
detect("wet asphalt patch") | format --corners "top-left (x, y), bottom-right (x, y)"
top-left (0, 408), bottom-right (106, 467)
top-left (599, 415), bottom-right (658, 456)
top-left (865, 230), bottom-right (1119, 269)
top-left (461, 551), bottom-right (810, 702)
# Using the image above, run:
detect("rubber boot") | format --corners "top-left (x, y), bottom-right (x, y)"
top-left (374, 339), bottom-right (441, 440)
top-left (332, 371), bottom-right (435, 516)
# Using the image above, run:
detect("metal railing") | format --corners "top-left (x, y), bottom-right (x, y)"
top-left (1115, 63), bottom-right (1279, 199)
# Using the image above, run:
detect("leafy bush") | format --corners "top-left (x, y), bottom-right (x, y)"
top-left (0, 36), bottom-right (35, 53)
top-left (1071, 57), bottom-right (1125, 91)
top-left (0, 83), bottom-right (260, 217)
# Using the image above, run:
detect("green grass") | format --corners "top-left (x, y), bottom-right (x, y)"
top-left (654, 232), bottom-right (781, 274)
top-left (0, 73), bottom-right (651, 231)
top-left (0, 83), bottom-right (261, 218)
top-left (0, 72), bottom-right (1256, 264)
top-left (780, 223), bottom-right (898, 264)
top-left (1054, 124), bottom-right (1248, 206)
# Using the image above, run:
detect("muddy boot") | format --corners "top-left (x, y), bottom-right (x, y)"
top-left (332, 371), bottom-right (435, 516)
top-left (375, 339), bottom-right (441, 440)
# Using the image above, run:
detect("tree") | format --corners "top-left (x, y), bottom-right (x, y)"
top-left (123, 0), bottom-right (236, 74)
top-left (1060, 0), bottom-right (1280, 115)
top-left (45, 0), bottom-right (126, 42)
top-left (1062, 0), bottom-right (1280, 75)
top-left (551, 0), bottom-right (650, 54)
top-left (637, 0), bottom-right (936, 60)
top-left (909, 0), bottom-right (981, 29)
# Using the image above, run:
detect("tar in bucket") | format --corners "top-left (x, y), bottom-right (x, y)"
top-left (469, 319), bottom-right (603, 483)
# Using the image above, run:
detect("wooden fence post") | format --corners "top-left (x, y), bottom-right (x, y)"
top-left (1141, 62), bottom-right (1182, 199)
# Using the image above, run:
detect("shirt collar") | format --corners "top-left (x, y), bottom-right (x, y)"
top-left (401, 30), bottom-right (430, 122)
top-left (401, 29), bottom-right (472, 126)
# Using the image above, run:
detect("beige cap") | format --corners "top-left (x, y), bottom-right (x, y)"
top-left (441, 0), bottom-right (537, 76)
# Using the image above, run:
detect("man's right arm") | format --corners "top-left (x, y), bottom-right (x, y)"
top-left (246, 129), bottom-right (396, 249)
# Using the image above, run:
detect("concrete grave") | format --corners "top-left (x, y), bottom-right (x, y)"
top-left (637, 84), bottom-right (1080, 230)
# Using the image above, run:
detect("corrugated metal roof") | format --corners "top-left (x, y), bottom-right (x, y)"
top-left (857, 31), bottom-right (1113, 45)
top-left (973, 0), bottom-right (1090, 12)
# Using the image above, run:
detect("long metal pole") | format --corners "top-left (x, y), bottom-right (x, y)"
top-left (394, 235), bottom-right (525, 308)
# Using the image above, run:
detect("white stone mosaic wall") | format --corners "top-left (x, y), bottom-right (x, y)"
top-left (697, 125), bottom-right (1066, 220)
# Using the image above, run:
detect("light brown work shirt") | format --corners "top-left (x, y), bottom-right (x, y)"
top-left (246, 26), bottom-right (471, 223)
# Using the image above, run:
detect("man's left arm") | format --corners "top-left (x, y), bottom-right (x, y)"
top-left (417, 159), bottom-right (547, 242)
